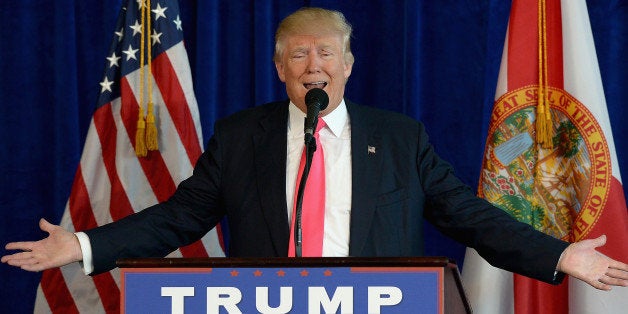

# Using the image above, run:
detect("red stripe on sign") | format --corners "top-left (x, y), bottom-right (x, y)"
top-left (92, 99), bottom-right (135, 221)
top-left (151, 52), bottom-right (203, 163)
top-left (40, 268), bottom-right (79, 314)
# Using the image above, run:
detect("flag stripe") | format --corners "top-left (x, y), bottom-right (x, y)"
top-left (152, 52), bottom-right (203, 163)
top-left (40, 268), bottom-right (79, 314)
top-left (121, 64), bottom-right (196, 186)
top-left (585, 178), bottom-right (628, 259)
top-left (179, 240), bottom-right (211, 257)
top-left (545, 0), bottom-right (563, 88)
top-left (506, 2), bottom-right (537, 88)
top-left (91, 96), bottom-right (159, 309)
top-left (34, 286), bottom-right (52, 313)
top-left (119, 77), bottom-right (177, 202)
top-left (79, 122), bottom-right (115, 227)
top-left (68, 165), bottom-right (121, 311)
top-left (119, 68), bottom-right (211, 258)
top-left (109, 94), bottom-right (160, 213)
top-left (561, 1), bottom-right (622, 180)
top-left (91, 273), bottom-right (120, 313)
top-left (507, 0), bottom-right (563, 89)
top-left (514, 275), bottom-right (568, 314)
top-left (69, 167), bottom-right (99, 230)
top-left (165, 43), bottom-right (205, 149)
top-left (93, 103), bottom-right (136, 221)
top-left (510, 2), bottom-right (568, 312)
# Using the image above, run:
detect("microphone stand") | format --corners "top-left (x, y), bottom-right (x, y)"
top-left (294, 118), bottom-right (319, 257)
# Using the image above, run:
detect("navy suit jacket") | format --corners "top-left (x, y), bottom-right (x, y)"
top-left (86, 99), bottom-right (568, 283)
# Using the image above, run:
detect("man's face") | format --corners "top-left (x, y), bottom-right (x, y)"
top-left (275, 33), bottom-right (353, 116)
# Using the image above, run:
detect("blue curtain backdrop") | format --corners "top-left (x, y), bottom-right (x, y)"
top-left (0, 1), bottom-right (625, 312)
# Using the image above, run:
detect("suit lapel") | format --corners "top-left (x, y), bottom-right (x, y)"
top-left (347, 101), bottom-right (383, 256)
top-left (250, 100), bottom-right (383, 256)
top-left (253, 102), bottom-right (290, 255)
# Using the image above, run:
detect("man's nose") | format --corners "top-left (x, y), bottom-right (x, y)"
top-left (306, 56), bottom-right (322, 73)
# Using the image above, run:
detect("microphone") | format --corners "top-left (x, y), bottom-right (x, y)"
top-left (294, 88), bottom-right (328, 257)
top-left (304, 88), bottom-right (329, 144)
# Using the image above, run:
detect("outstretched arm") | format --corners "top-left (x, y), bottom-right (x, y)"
top-left (558, 235), bottom-right (628, 290)
top-left (1, 218), bottom-right (82, 272)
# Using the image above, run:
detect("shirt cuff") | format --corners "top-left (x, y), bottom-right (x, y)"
top-left (553, 247), bottom-right (568, 283)
top-left (74, 232), bottom-right (94, 275)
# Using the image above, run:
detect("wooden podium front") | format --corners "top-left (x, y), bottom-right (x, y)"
top-left (117, 257), bottom-right (471, 313)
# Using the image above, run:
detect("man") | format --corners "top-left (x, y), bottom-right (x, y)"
top-left (3, 7), bottom-right (628, 291)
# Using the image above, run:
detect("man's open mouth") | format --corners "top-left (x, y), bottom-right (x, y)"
top-left (303, 81), bottom-right (328, 90)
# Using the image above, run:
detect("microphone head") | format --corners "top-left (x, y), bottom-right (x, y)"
top-left (305, 88), bottom-right (329, 111)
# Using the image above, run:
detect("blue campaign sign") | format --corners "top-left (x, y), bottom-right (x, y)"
top-left (121, 266), bottom-right (443, 313)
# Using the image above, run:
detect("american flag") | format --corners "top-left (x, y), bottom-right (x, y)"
top-left (33, 0), bottom-right (225, 312)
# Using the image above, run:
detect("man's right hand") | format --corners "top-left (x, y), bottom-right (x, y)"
top-left (1, 218), bottom-right (82, 272)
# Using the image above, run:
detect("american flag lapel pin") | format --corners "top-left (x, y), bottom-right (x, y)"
top-left (368, 145), bottom-right (376, 155)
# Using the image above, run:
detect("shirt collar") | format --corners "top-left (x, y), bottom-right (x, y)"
top-left (288, 99), bottom-right (347, 138)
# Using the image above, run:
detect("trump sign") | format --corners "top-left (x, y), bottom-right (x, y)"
top-left (121, 264), bottom-right (447, 313)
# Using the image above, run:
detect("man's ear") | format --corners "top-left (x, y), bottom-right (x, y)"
top-left (275, 61), bottom-right (286, 82)
top-left (343, 61), bottom-right (353, 80)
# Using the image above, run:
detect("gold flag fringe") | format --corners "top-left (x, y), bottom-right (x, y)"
top-left (536, 0), bottom-right (554, 149)
top-left (135, 0), bottom-right (159, 157)
top-left (144, 0), bottom-right (158, 151)
top-left (146, 102), bottom-right (158, 150)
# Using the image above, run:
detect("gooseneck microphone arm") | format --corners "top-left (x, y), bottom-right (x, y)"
top-left (294, 138), bottom-right (317, 257)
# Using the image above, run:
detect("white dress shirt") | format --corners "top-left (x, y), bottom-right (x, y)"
top-left (77, 100), bottom-right (353, 274)
top-left (286, 100), bottom-right (352, 257)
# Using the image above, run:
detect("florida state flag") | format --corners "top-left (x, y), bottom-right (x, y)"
top-left (463, 0), bottom-right (628, 313)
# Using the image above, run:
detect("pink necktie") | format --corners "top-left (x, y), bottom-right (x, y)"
top-left (288, 120), bottom-right (326, 257)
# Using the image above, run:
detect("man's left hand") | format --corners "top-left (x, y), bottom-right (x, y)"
top-left (558, 234), bottom-right (628, 290)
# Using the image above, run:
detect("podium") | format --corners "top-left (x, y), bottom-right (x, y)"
top-left (118, 257), bottom-right (471, 313)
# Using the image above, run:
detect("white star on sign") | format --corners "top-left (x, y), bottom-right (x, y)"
top-left (100, 77), bottom-right (114, 93)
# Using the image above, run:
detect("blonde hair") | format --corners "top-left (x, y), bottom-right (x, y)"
top-left (273, 7), bottom-right (354, 65)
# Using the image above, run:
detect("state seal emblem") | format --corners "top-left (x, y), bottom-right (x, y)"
top-left (479, 86), bottom-right (611, 241)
